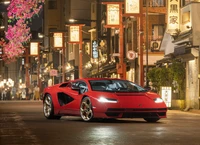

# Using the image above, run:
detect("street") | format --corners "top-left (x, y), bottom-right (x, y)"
top-left (0, 101), bottom-right (200, 145)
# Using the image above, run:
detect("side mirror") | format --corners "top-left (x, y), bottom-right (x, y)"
top-left (144, 86), bottom-right (151, 91)
top-left (71, 85), bottom-right (80, 91)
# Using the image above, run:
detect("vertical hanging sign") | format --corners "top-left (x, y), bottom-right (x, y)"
top-left (30, 42), bottom-right (39, 56)
top-left (167, 0), bottom-right (180, 34)
top-left (69, 25), bottom-right (80, 43)
top-left (107, 4), bottom-right (120, 26)
top-left (125, 0), bottom-right (140, 14)
top-left (53, 32), bottom-right (63, 48)
top-left (92, 40), bottom-right (98, 59)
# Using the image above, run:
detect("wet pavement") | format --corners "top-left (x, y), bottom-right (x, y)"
top-left (1, 101), bottom-right (200, 145)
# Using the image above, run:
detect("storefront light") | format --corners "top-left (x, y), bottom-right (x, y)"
top-left (3, 1), bottom-right (10, 4)
top-left (19, 79), bottom-right (22, 83)
top-left (69, 19), bottom-right (77, 23)
top-left (0, 26), bottom-right (5, 29)
top-left (85, 62), bottom-right (92, 69)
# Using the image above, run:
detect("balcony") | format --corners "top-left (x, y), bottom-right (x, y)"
top-left (143, 0), bottom-right (167, 14)
top-left (143, 0), bottom-right (166, 7)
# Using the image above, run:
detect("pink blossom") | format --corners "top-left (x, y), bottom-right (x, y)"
top-left (0, 0), bottom-right (45, 62)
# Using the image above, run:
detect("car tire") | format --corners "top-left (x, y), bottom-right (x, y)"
top-left (80, 97), bottom-right (94, 122)
top-left (144, 118), bottom-right (160, 123)
top-left (43, 94), bottom-right (61, 120)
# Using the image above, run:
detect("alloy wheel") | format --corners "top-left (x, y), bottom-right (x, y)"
top-left (80, 97), bottom-right (93, 121)
top-left (43, 95), bottom-right (53, 118)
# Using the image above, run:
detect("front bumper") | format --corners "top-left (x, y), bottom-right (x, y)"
top-left (105, 108), bottom-right (167, 118)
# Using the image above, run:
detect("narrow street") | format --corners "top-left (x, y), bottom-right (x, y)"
top-left (1, 101), bottom-right (200, 145)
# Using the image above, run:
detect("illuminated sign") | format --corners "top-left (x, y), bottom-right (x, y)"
top-left (30, 42), bottom-right (39, 55)
top-left (49, 69), bottom-right (58, 76)
top-left (126, 50), bottom-right (136, 60)
top-left (125, 0), bottom-right (140, 14)
top-left (107, 4), bottom-right (120, 25)
top-left (92, 40), bottom-right (98, 59)
top-left (53, 32), bottom-right (63, 48)
top-left (167, 0), bottom-right (180, 34)
top-left (161, 86), bottom-right (172, 107)
top-left (70, 26), bottom-right (80, 42)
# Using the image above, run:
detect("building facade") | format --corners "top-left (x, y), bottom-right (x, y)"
top-left (165, 1), bottom-right (200, 109)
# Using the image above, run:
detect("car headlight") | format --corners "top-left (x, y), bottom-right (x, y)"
top-left (154, 98), bottom-right (164, 103)
top-left (98, 97), bottom-right (118, 103)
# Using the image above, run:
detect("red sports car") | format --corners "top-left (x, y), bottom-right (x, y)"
top-left (42, 78), bottom-right (167, 122)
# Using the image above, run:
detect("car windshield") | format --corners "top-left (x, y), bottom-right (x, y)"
top-left (89, 80), bottom-right (147, 93)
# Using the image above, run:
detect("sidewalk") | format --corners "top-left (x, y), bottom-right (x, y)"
top-left (167, 108), bottom-right (200, 115)
top-left (186, 109), bottom-right (200, 114)
top-left (0, 100), bottom-right (42, 102)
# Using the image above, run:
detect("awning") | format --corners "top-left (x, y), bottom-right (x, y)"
top-left (174, 45), bottom-right (198, 62)
top-left (156, 53), bottom-right (175, 65)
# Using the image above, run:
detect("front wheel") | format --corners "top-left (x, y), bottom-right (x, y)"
top-left (80, 97), bottom-right (94, 121)
top-left (144, 118), bottom-right (160, 123)
top-left (43, 94), bottom-right (61, 120)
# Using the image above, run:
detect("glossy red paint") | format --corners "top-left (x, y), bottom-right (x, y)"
top-left (43, 78), bottom-right (167, 122)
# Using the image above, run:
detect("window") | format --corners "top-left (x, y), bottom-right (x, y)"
top-left (73, 81), bottom-right (88, 94)
top-left (143, 0), bottom-right (166, 7)
top-left (152, 24), bottom-right (164, 40)
top-left (182, 11), bottom-right (190, 24)
top-left (48, 0), bottom-right (57, 9)
top-left (89, 80), bottom-right (147, 92)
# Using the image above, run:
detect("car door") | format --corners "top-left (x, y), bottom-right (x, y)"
top-left (58, 81), bottom-right (88, 115)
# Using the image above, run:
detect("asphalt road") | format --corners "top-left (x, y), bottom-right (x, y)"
top-left (0, 101), bottom-right (200, 145)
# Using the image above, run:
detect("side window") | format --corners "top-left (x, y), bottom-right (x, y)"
top-left (74, 81), bottom-right (88, 94)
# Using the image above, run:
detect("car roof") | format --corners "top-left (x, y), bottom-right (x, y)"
top-left (76, 78), bottom-right (123, 81)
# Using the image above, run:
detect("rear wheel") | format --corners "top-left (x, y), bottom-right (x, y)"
top-left (80, 97), bottom-right (93, 121)
top-left (43, 94), bottom-right (61, 120)
top-left (144, 118), bottom-right (160, 123)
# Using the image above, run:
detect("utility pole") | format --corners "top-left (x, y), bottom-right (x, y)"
top-left (145, 0), bottom-right (149, 87)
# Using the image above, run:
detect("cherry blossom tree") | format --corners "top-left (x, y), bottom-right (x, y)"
top-left (0, 0), bottom-right (45, 62)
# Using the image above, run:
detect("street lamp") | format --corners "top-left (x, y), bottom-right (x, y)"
top-left (52, 32), bottom-right (66, 82)
top-left (102, 2), bottom-right (126, 79)
top-left (67, 24), bottom-right (85, 78)
top-left (30, 42), bottom-right (40, 88)
top-left (67, 18), bottom-right (98, 77)
top-left (123, 0), bottom-right (144, 86)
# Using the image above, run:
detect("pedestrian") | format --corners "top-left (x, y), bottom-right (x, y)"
top-left (21, 89), bottom-right (26, 100)
top-left (25, 87), bottom-right (29, 100)
top-left (2, 90), bottom-right (6, 100)
top-left (28, 87), bottom-right (33, 100)
top-left (34, 85), bottom-right (40, 100)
